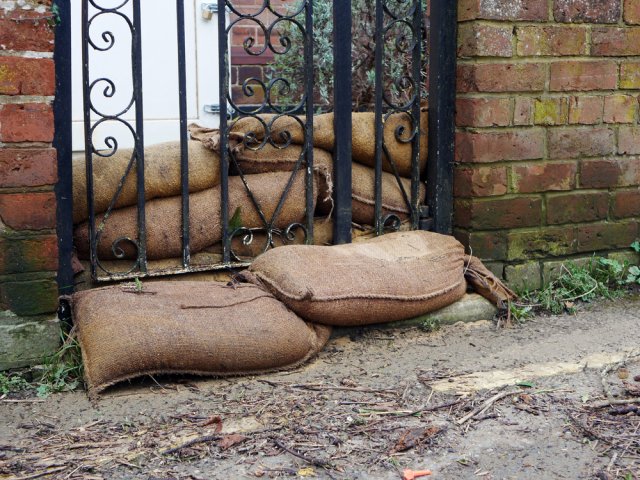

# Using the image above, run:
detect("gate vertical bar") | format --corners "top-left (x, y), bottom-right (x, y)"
top-left (304, 0), bottom-right (315, 244)
top-left (217, 0), bottom-right (230, 263)
top-left (54, 0), bottom-right (73, 296)
top-left (176, 0), bottom-right (191, 267)
top-left (332, 1), bottom-right (352, 244)
top-left (81, 0), bottom-right (97, 280)
top-left (373, 0), bottom-right (384, 236)
top-left (427, 0), bottom-right (457, 234)
top-left (132, 0), bottom-right (147, 271)
top-left (410, 0), bottom-right (423, 230)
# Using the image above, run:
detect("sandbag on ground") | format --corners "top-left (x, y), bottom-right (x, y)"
top-left (72, 281), bottom-right (332, 395)
top-left (241, 230), bottom-right (467, 326)
top-left (74, 171), bottom-right (315, 261)
top-left (190, 108), bottom-right (428, 178)
top-left (73, 141), bottom-right (220, 224)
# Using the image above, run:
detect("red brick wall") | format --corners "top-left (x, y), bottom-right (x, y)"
top-left (455, 0), bottom-right (640, 288)
top-left (0, 1), bottom-right (60, 320)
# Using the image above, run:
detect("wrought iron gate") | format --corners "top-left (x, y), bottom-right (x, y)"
top-left (53, 0), bottom-right (458, 289)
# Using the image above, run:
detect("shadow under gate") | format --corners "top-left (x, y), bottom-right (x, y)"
top-left (53, 0), bottom-right (458, 292)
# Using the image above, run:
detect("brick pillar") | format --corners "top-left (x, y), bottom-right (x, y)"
top-left (0, 0), bottom-right (60, 370)
top-left (454, 0), bottom-right (640, 290)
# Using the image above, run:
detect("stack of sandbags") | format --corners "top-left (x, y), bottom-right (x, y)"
top-left (191, 109), bottom-right (428, 227)
top-left (74, 171), bottom-right (314, 260)
top-left (71, 230), bottom-right (515, 395)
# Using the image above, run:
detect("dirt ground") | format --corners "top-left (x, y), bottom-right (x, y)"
top-left (1, 295), bottom-right (640, 480)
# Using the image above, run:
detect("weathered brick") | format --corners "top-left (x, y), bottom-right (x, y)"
top-left (0, 149), bottom-right (57, 188)
top-left (577, 222), bottom-right (638, 252)
top-left (554, 0), bottom-right (622, 23)
top-left (454, 196), bottom-right (543, 230)
top-left (0, 192), bottom-right (56, 230)
top-left (0, 9), bottom-right (54, 52)
top-left (456, 129), bottom-right (546, 162)
top-left (580, 158), bottom-right (640, 188)
top-left (549, 61), bottom-right (618, 92)
top-left (0, 57), bottom-right (54, 96)
top-left (0, 315), bottom-right (60, 370)
top-left (0, 104), bottom-right (54, 143)
top-left (454, 229), bottom-right (508, 260)
top-left (625, 0), bottom-right (640, 24)
top-left (534, 97), bottom-right (569, 125)
top-left (512, 162), bottom-right (577, 192)
top-left (505, 262), bottom-right (542, 291)
top-left (603, 94), bottom-right (638, 123)
top-left (516, 26), bottom-right (587, 56)
top-left (592, 27), bottom-right (640, 56)
top-left (547, 192), bottom-right (610, 224)
top-left (0, 235), bottom-right (58, 274)
top-left (612, 189), bottom-right (640, 218)
top-left (454, 166), bottom-right (508, 197)
top-left (619, 126), bottom-right (640, 154)
top-left (548, 127), bottom-right (615, 159)
top-left (458, 23), bottom-right (513, 58)
top-left (542, 256), bottom-right (593, 284)
top-left (458, 63), bottom-right (546, 93)
top-left (513, 97), bottom-right (534, 125)
top-left (507, 227), bottom-right (578, 260)
top-left (568, 95), bottom-right (604, 124)
top-left (0, 278), bottom-right (59, 316)
top-left (458, 0), bottom-right (549, 21)
top-left (620, 61), bottom-right (640, 89)
top-left (456, 97), bottom-right (512, 127)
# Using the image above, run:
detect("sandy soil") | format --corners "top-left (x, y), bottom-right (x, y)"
top-left (1, 295), bottom-right (639, 479)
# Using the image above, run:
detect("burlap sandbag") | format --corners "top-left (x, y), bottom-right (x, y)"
top-left (220, 143), bottom-right (425, 225)
top-left (73, 141), bottom-right (220, 224)
top-left (74, 171), bottom-right (314, 260)
top-left (241, 230), bottom-right (467, 326)
top-left (190, 108), bottom-right (428, 177)
top-left (72, 281), bottom-right (331, 395)
top-left (317, 162), bottom-right (426, 226)
top-left (268, 110), bottom-right (428, 177)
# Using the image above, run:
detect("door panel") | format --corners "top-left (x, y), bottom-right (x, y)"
top-left (72, 0), bottom-right (221, 152)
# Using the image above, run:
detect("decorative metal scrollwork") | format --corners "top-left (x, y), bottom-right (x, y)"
top-left (220, 0), bottom-right (315, 263)
top-left (374, 0), bottom-right (425, 234)
top-left (82, 0), bottom-right (145, 280)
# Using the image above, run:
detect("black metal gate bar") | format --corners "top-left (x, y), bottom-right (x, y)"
top-left (176, 0), bottom-right (191, 268)
top-left (332, 1), bottom-right (353, 245)
top-left (131, 0), bottom-right (147, 273)
top-left (80, 0), bottom-right (97, 281)
top-left (217, 0), bottom-right (231, 263)
top-left (304, 0), bottom-right (315, 244)
top-left (427, 0), bottom-right (457, 234)
top-left (373, 0), bottom-right (384, 236)
top-left (410, 0), bottom-right (424, 230)
top-left (54, 0), bottom-right (74, 297)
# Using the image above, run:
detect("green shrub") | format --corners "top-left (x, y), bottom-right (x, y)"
top-left (265, 0), bottom-right (427, 109)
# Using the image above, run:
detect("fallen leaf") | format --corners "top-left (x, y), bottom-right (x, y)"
top-left (622, 381), bottom-right (640, 396)
top-left (297, 467), bottom-right (316, 477)
top-left (202, 415), bottom-right (223, 433)
top-left (218, 433), bottom-right (247, 450)
top-left (390, 426), bottom-right (442, 453)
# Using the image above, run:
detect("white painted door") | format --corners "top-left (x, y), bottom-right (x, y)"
top-left (71, 1), bottom-right (222, 152)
